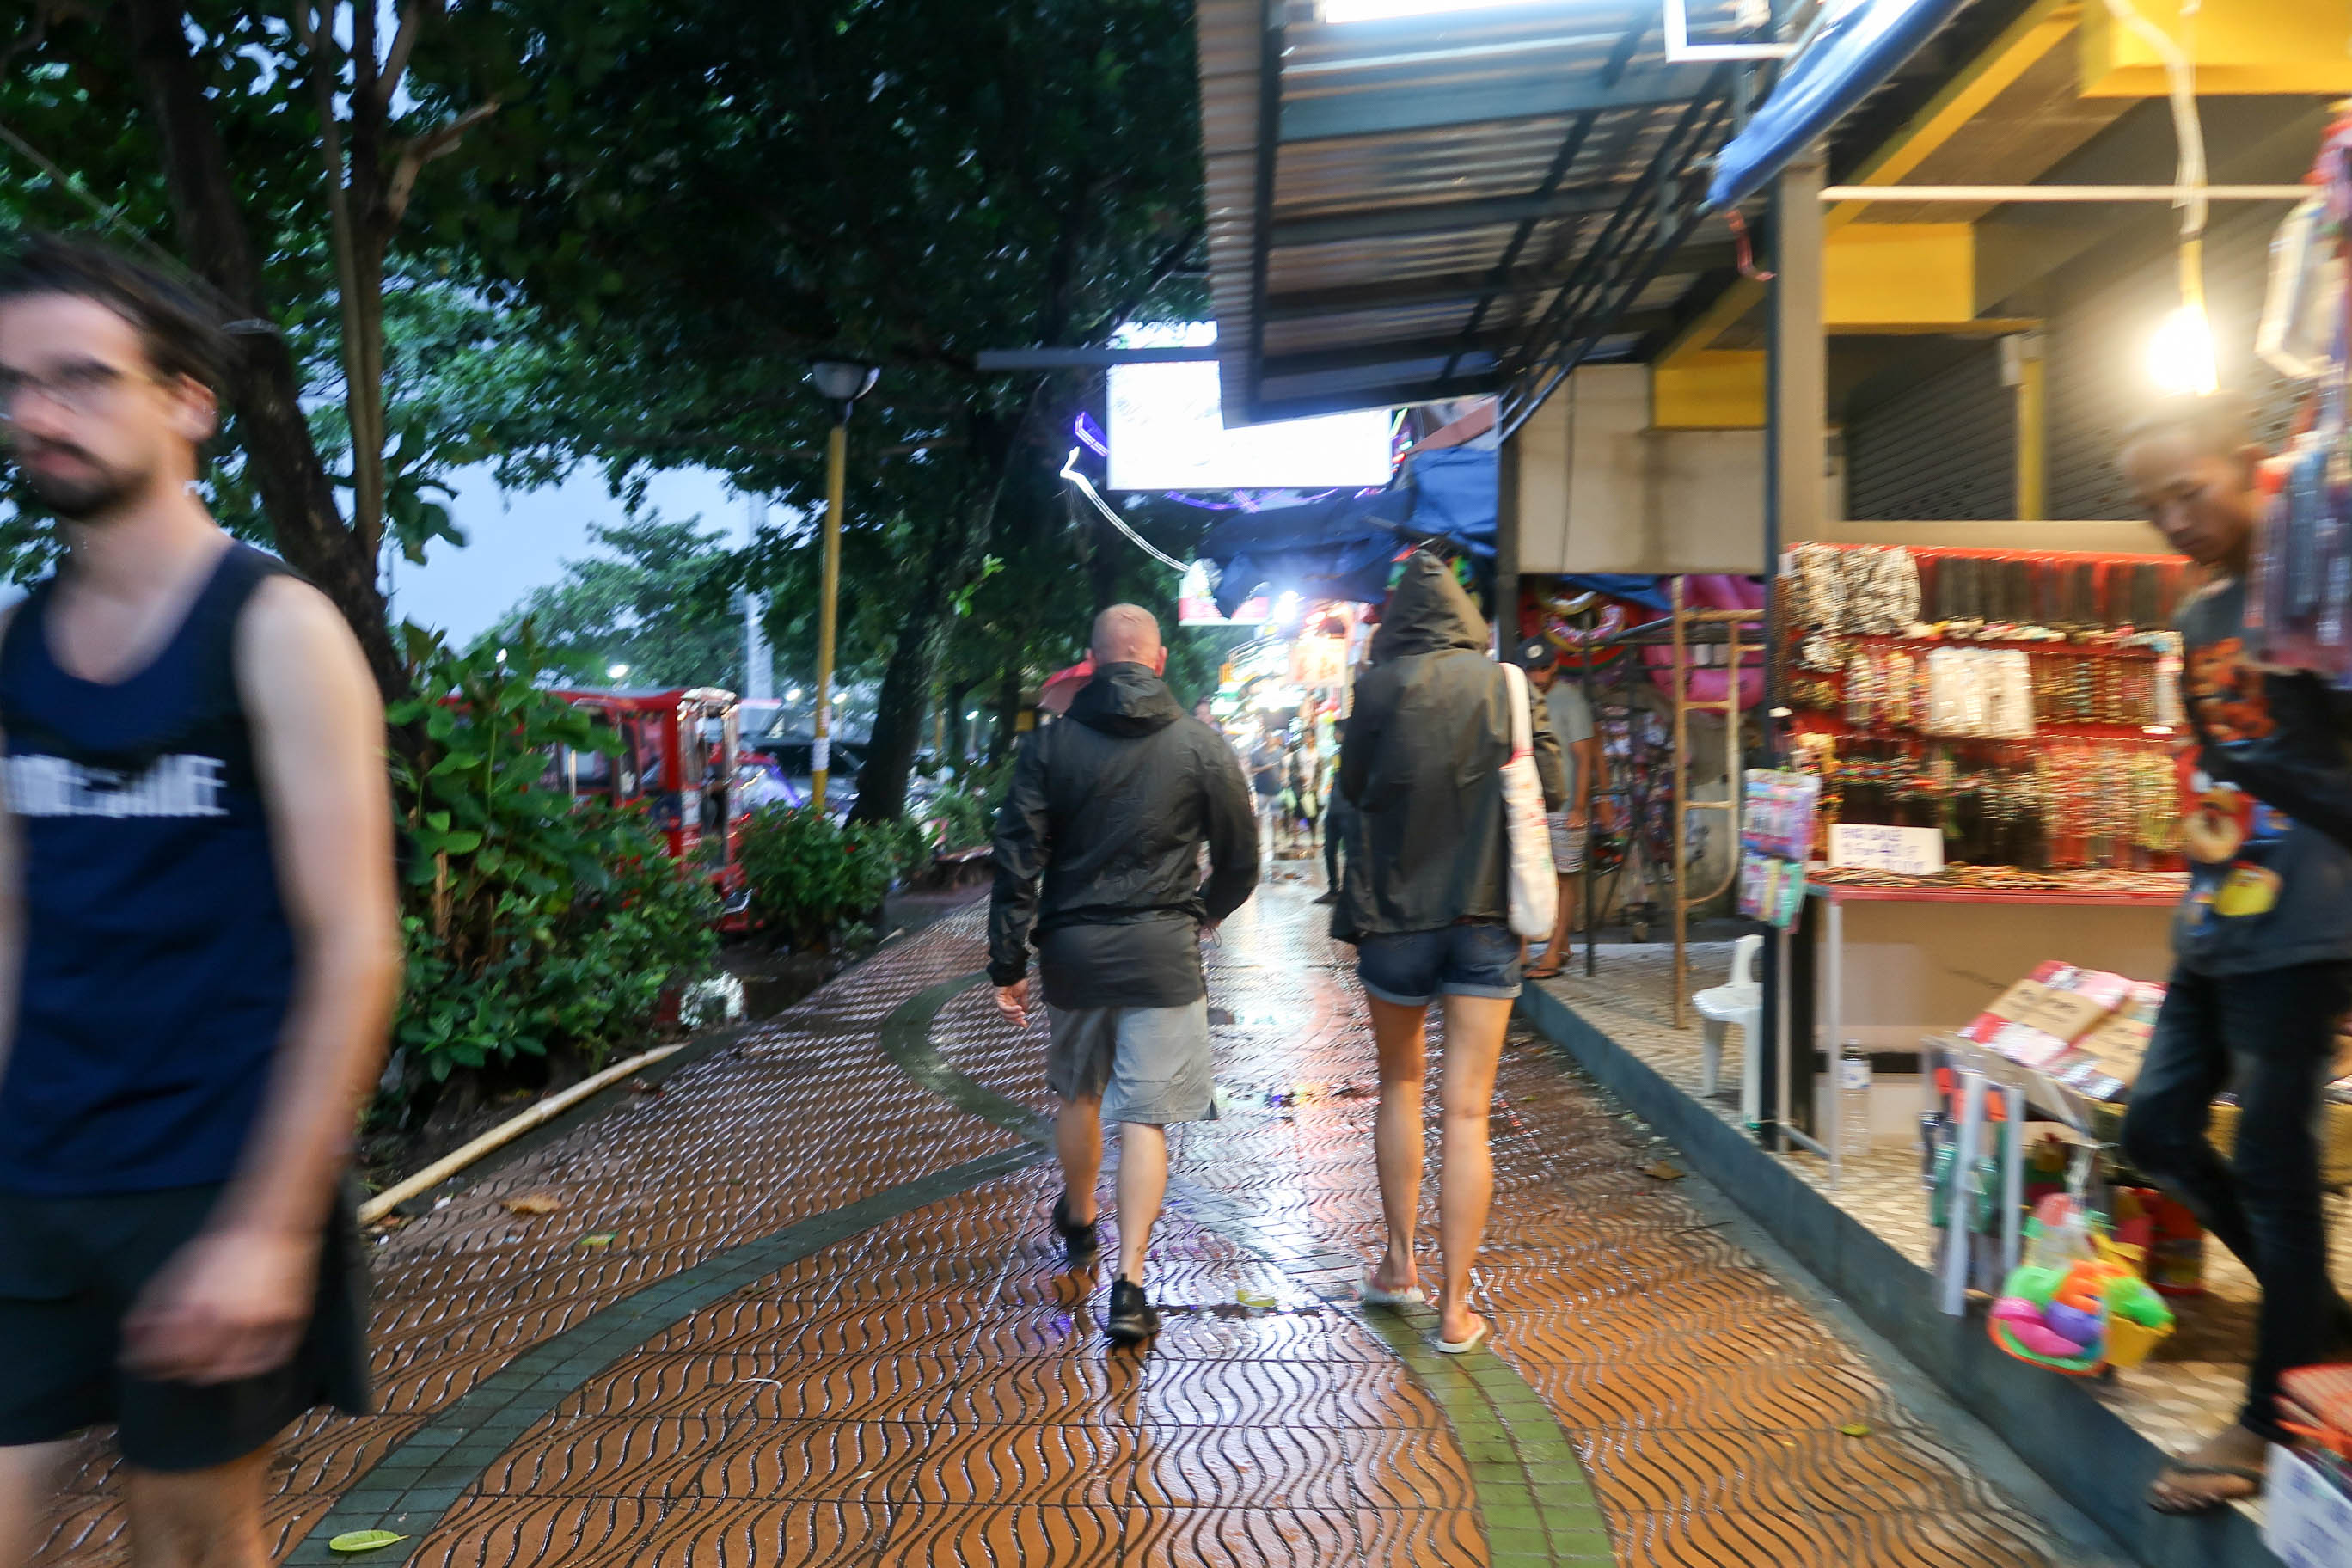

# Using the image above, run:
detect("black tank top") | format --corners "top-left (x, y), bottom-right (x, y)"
top-left (0, 543), bottom-right (299, 1195)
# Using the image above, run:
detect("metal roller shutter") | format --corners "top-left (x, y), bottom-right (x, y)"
top-left (1845, 343), bottom-right (2016, 519)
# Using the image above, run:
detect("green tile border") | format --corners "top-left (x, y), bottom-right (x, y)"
top-left (889, 971), bottom-right (1615, 1567)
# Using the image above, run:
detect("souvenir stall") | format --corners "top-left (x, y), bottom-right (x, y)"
top-left (1746, 540), bottom-right (2196, 1175)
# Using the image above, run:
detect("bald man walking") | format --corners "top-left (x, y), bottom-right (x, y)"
top-left (991, 606), bottom-right (1259, 1344)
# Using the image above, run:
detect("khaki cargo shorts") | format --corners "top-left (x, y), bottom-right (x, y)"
top-left (1045, 998), bottom-right (1216, 1124)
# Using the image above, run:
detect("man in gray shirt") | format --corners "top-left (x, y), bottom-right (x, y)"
top-left (1522, 642), bottom-right (1599, 978)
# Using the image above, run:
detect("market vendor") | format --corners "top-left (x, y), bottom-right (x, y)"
top-left (2119, 391), bottom-right (2352, 1516)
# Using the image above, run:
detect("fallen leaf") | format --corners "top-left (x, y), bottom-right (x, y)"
top-left (1640, 1161), bottom-right (1684, 1181)
top-left (579, 1233), bottom-right (617, 1249)
top-left (1236, 1288), bottom-right (1278, 1310)
top-left (1838, 1422), bottom-right (1871, 1438)
top-left (503, 1192), bottom-right (564, 1216)
top-left (328, 1530), bottom-right (408, 1553)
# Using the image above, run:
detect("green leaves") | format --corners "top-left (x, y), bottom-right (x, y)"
top-left (735, 807), bottom-right (903, 952)
top-left (390, 627), bottom-right (717, 1087)
top-left (327, 1530), bottom-right (408, 1554)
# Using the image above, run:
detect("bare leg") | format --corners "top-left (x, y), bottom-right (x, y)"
top-left (1528, 872), bottom-right (1575, 976)
top-left (1114, 1122), bottom-right (1169, 1283)
top-left (1368, 995), bottom-right (1430, 1295)
top-left (0, 1441), bottom-right (72, 1568)
top-left (126, 1449), bottom-right (271, 1568)
top-left (1056, 1094), bottom-right (1103, 1226)
top-left (1436, 994), bottom-right (1515, 1346)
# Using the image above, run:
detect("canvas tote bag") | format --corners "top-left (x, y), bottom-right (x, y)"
top-left (1498, 660), bottom-right (1558, 940)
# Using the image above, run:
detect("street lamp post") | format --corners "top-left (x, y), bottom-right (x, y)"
top-left (806, 358), bottom-right (879, 812)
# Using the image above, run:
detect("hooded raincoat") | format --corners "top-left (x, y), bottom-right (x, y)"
top-left (989, 663), bottom-right (1259, 1008)
top-left (1336, 554), bottom-right (1565, 939)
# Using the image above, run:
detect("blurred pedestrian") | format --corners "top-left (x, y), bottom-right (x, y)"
top-left (0, 236), bottom-right (401, 1565)
top-left (1338, 551), bottom-right (1562, 1354)
top-left (1522, 643), bottom-right (1600, 979)
top-left (2117, 393), bottom-right (2352, 1513)
top-left (990, 605), bottom-right (1259, 1344)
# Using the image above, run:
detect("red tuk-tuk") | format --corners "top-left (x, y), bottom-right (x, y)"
top-left (548, 686), bottom-right (750, 918)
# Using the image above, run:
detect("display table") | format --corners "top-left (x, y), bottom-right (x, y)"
top-left (1802, 875), bottom-right (2179, 1056)
top-left (1774, 875), bottom-right (2179, 1179)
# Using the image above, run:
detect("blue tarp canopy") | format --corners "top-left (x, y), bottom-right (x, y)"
top-left (1706, 0), bottom-right (1969, 211)
top-left (1198, 447), bottom-right (1496, 615)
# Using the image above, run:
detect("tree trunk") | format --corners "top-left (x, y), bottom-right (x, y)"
top-left (848, 411), bottom-right (1017, 826)
top-left (848, 506), bottom-right (989, 824)
top-left (119, 0), bottom-right (407, 706)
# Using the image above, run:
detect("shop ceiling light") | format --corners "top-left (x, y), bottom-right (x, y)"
top-left (2147, 304), bottom-right (2218, 396)
top-left (1321, 0), bottom-right (1559, 21)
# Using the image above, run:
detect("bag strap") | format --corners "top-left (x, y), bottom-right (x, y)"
top-left (1501, 659), bottom-right (1533, 759)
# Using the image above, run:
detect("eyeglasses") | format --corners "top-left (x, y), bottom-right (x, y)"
top-left (0, 360), bottom-right (142, 420)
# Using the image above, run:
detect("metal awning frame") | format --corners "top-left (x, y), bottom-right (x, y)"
top-left (1234, 3), bottom-right (1753, 432)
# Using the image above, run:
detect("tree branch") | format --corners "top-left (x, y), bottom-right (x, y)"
top-left (383, 99), bottom-right (498, 224)
top-left (1078, 222), bottom-right (1204, 346)
top-left (374, 0), bottom-right (440, 109)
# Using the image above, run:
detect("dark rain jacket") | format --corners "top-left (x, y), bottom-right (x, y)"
top-left (989, 663), bottom-right (1259, 1008)
top-left (1337, 554), bottom-right (1566, 939)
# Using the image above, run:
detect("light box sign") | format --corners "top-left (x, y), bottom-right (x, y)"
top-left (1106, 360), bottom-right (1393, 493)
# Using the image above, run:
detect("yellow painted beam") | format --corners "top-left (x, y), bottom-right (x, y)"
top-left (1840, 0), bottom-right (2079, 213)
top-left (2013, 342), bottom-right (2047, 518)
top-left (2081, 0), bottom-right (2352, 96)
top-left (1662, 0), bottom-right (2077, 365)
top-left (1654, 350), bottom-right (1766, 427)
top-left (1825, 224), bottom-right (1975, 326)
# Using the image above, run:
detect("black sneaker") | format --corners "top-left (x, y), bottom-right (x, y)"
top-left (1051, 1193), bottom-right (1099, 1270)
top-left (1106, 1276), bottom-right (1161, 1344)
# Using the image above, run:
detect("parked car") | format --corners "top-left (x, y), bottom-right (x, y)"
top-left (744, 735), bottom-right (865, 818)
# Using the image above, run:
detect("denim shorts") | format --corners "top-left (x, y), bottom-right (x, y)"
top-left (1357, 922), bottom-right (1523, 1007)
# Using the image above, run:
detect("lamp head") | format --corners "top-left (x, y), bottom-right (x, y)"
top-left (809, 358), bottom-right (879, 421)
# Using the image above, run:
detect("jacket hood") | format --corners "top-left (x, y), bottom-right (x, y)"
top-left (1369, 551), bottom-right (1488, 662)
top-left (1068, 662), bottom-right (1184, 737)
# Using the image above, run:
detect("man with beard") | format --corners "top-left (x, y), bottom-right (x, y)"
top-left (0, 236), bottom-right (400, 1566)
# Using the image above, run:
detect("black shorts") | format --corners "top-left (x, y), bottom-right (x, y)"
top-left (0, 1181), bottom-right (372, 1472)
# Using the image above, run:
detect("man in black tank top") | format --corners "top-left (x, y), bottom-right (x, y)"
top-left (0, 238), bottom-right (400, 1565)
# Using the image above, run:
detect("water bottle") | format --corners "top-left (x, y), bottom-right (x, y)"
top-left (1838, 1042), bottom-right (1873, 1160)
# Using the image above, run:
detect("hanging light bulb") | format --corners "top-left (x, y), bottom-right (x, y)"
top-left (2148, 303), bottom-right (2218, 396)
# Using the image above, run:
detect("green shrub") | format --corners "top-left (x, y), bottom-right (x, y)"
top-left (386, 626), bottom-right (719, 1085)
top-left (927, 787), bottom-right (993, 853)
top-left (737, 805), bottom-right (903, 949)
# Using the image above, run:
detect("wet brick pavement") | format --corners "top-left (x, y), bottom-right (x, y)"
top-left (31, 878), bottom-right (2069, 1565)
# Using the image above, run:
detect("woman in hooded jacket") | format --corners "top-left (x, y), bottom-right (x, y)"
top-left (1337, 551), bottom-right (1565, 1353)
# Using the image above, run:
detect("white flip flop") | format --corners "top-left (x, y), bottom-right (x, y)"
top-left (1436, 1320), bottom-right (1491, 1356)
top-left (1359, 1265), bottom-right (1426, 1307)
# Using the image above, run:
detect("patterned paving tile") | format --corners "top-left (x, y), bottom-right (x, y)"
top-left (28, 884), bottom-right (2092, 1566)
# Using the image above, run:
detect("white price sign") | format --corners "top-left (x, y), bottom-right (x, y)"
top-left (1828, 824), bottom-right (1945, 876)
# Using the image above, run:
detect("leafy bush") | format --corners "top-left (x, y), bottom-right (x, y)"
top-left (387, 626), bottom-right (718, 1087)
top-left (737, 805), bottom-right (904, 950)
top-left (927, 787), bottom-right (993, 853)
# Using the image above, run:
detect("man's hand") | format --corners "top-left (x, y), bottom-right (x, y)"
top-left (121, 1228), bottom-right (320, 1385)
top-left (1566, 805), bottom-right (1589, 830)
top-left (995, 979), bottom-right (1032, 1029)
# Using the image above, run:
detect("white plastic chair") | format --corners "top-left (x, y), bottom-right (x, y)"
top-left (1694, 934), bottom-right (1764, 1124)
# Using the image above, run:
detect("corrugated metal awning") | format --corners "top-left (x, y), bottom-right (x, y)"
top-left (1198, 0), bottom-right (1745, 436)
